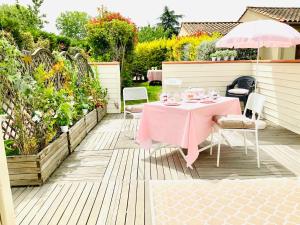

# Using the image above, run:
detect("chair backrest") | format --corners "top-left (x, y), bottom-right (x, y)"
top-left (123, 87), bottom-right (148, 102)
top-left (236, 76), bottom-right (255, 89)
top-left (243, 93), bottom-right (266, 120)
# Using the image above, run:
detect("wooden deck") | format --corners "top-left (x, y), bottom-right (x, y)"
top-left (12, 114), bottom-right (300, 225)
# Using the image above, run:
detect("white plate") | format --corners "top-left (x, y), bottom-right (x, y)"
top-left (185, 100), bottom-right (199, 103)
top-left (164, 102), bottom-right (181, 106)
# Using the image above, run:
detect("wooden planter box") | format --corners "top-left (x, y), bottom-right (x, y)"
top-left (97, 105), bottom-right (106, 122)
top-left (85, 109), bottom-right (98, 133)
top-left (6, 107), bottom-right (106, 186)
top-left (7, 133), bottom-right (69, 186)
top-left (68, 117), bottom-right (87, 153)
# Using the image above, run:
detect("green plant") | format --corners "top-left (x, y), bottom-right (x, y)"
top-left (228, 50), bottom-right (237, 57)
top-left (236, 48), bottom-right (257, 60)
top-left (197, 39), bottom-right (218, 60)
top-left (4, 139), bottom-right (20, 156)
top-left (87, 11), bottom-right (137, 83)
top-left (157, 6), bottom-right (183, 37)
top-left (138, 25), bottom-right (169, 42)
top-left (214, 50), bottom-right (223, 58)
top-left (56, 11), bottom-right (90, 40)
top-left (210, 52), bottom-right (217, 58)
top-left (56, 102), bottom-right (73, 126)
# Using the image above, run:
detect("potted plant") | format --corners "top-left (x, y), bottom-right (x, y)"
top-left (81, 103), bottom-right (89, 115)
top-left (215, 51), bottom-right (223, 61)
top-left (223, 50), bottom-right (230, 61)
top-left (229, 50), bottom-right (238, 60)
top-left (56, 102), bottom-right (73, 133)
top-left (210, 52), bottom-right (217, 61)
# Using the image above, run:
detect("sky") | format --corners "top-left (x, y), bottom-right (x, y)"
top-left (2, 0), bottom-right (300, 34)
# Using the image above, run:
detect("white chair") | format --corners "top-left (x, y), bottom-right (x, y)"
top-left (214, 93), bottom-right (266, 168)
top-left (123, 87), bottom-right (148, 138)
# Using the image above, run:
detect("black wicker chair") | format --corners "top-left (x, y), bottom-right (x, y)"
top-left (226, 76), bottom-right (255, 107)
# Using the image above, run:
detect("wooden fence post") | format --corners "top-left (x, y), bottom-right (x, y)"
top-left (0, 115), bottom-right (16, 225)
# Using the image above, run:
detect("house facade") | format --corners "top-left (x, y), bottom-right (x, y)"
top-left (179, 6), bottom-right (300, 60)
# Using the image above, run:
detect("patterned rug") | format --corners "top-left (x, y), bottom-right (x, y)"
top-left (150, 178), bottom-right (300, 225)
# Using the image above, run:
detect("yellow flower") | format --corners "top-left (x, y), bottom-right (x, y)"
top-left (22, 55), bottom-right (32, 64)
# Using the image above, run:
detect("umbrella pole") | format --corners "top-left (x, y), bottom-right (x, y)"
top-left (255, 47), bottom-right (260, 92)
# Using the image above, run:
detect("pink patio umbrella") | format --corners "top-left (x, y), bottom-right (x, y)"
top-left (216, 20), bottom-right (300, 89)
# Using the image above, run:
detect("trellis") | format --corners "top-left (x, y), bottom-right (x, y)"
top-left (1, 48), bottom-right (94, 148)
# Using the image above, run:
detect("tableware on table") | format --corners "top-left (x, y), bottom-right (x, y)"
top-left (164, 102), bottom-right (181, 106)
top-left (185, 99), bottom-right (199, 103)
top-left (208, 89), bottom-right (220, 100)
top-left (190, 88), bottom-right (205, 99)
top-left (199, 100), bottom-right (216, 104)
top-left (160, 93), bottom-right (168, 103)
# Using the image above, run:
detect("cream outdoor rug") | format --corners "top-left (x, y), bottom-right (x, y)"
top-left (150, 178), bottom-right (300, 225)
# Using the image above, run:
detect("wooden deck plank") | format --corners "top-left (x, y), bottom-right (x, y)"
top-left (115, 149), bottom-right (134, 225)
top-left (47, 182), bottom-right (80, 225)
top-left (96, 149), bottom-right (124, 224)
top-left (56, 182), bottom-right (86, 225)
top-left (29, 183), bottom-right (65, 225)
top-left (166, 148), bottom-right (178, 179)
top-left (105, 149), bottom-right (129, 225)
top-left (155, 150), bottom-right (164, 180)
top-left (86, 150), bottom-right (119, 225)
top-left (76, 182), bottom-right (101, 225)
top-left (15, 188), bottom-right (40, 215)
top-left (19, 184), bottom-right (58, 225)
top-left (38, 183), bottom-right (72, 225)
top-left (66, 182), bottom-right (94, 225)
top-left (11, 115), bottom-right (300, 225)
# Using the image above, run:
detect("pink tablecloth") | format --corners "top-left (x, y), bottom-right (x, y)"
top-left (147, 70), bottom-right (162, 82)
top-left (137, 97), bottom-right (241, 166)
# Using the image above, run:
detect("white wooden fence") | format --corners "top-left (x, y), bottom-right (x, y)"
top-left (90, 62), bottom-right (121, 114)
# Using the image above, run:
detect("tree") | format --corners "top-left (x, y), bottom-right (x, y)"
top-left (158, 6), bottom-right (183, 37)
top-left (138, 25), bottom-right (169, 42)
top-left (0, 4), bottom-right (42, 48)
top-left (87, 12), bottom-right (137, 87)
top-left (56, 11), bottom-right (90, 40)
top-left (27, 0), bottom-right (47, 28)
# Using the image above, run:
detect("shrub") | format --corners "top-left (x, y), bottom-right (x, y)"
top-left (197, 40), bottom-right (218, 60)
top-left (87, 12), bottom-right (137, 87)
top-left (132, 33), bottom-right (221, 76)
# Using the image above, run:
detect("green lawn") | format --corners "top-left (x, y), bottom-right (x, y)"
top-left (122, 82), bottom-right (161, 111)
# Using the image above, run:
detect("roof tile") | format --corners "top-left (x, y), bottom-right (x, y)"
top-left (181, 22), bottom-right (240, 35)
top-left (247, 7), bottom-right (300, 22)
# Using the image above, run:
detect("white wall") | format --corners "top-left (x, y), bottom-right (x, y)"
top-left (253, 63), bottom-right (300, 134)
top-left (162, 61), bottom-right (300, 134)
top-left (163, 62), bottom-right (252, 95)
top-left (90, 62), bottom-right (121, 114)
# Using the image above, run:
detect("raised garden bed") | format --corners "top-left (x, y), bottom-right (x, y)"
top-left (68, 117), bottom-right (87, 153)
top-left (6, 106), bottom-right (107, 186)
top-left (97, 106), bottom-right (107, 122)
top-left (7, 133), bottom-right (69, 186)
top-left (85, 109), bottom-right (98, 133)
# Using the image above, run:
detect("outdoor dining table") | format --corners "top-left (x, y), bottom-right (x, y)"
top-left (136, 97), bottom-right (241, 167)
top-left (147, 70), bottom-right (162, 82)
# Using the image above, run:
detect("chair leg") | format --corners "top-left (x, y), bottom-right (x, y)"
top-left (244, 130), bottom-right (248, 155)
top-left (210, 127), bottom-right (214, 155)
top-left (255, 130), bottom-right (260, 168)
top-left (217, 129), bottom-right (222, 167)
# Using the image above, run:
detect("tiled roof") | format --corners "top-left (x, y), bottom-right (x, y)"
top-left (244, 6), bottom-right (300, 23)
top-left (180, 22), bottom-right (240, 35)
